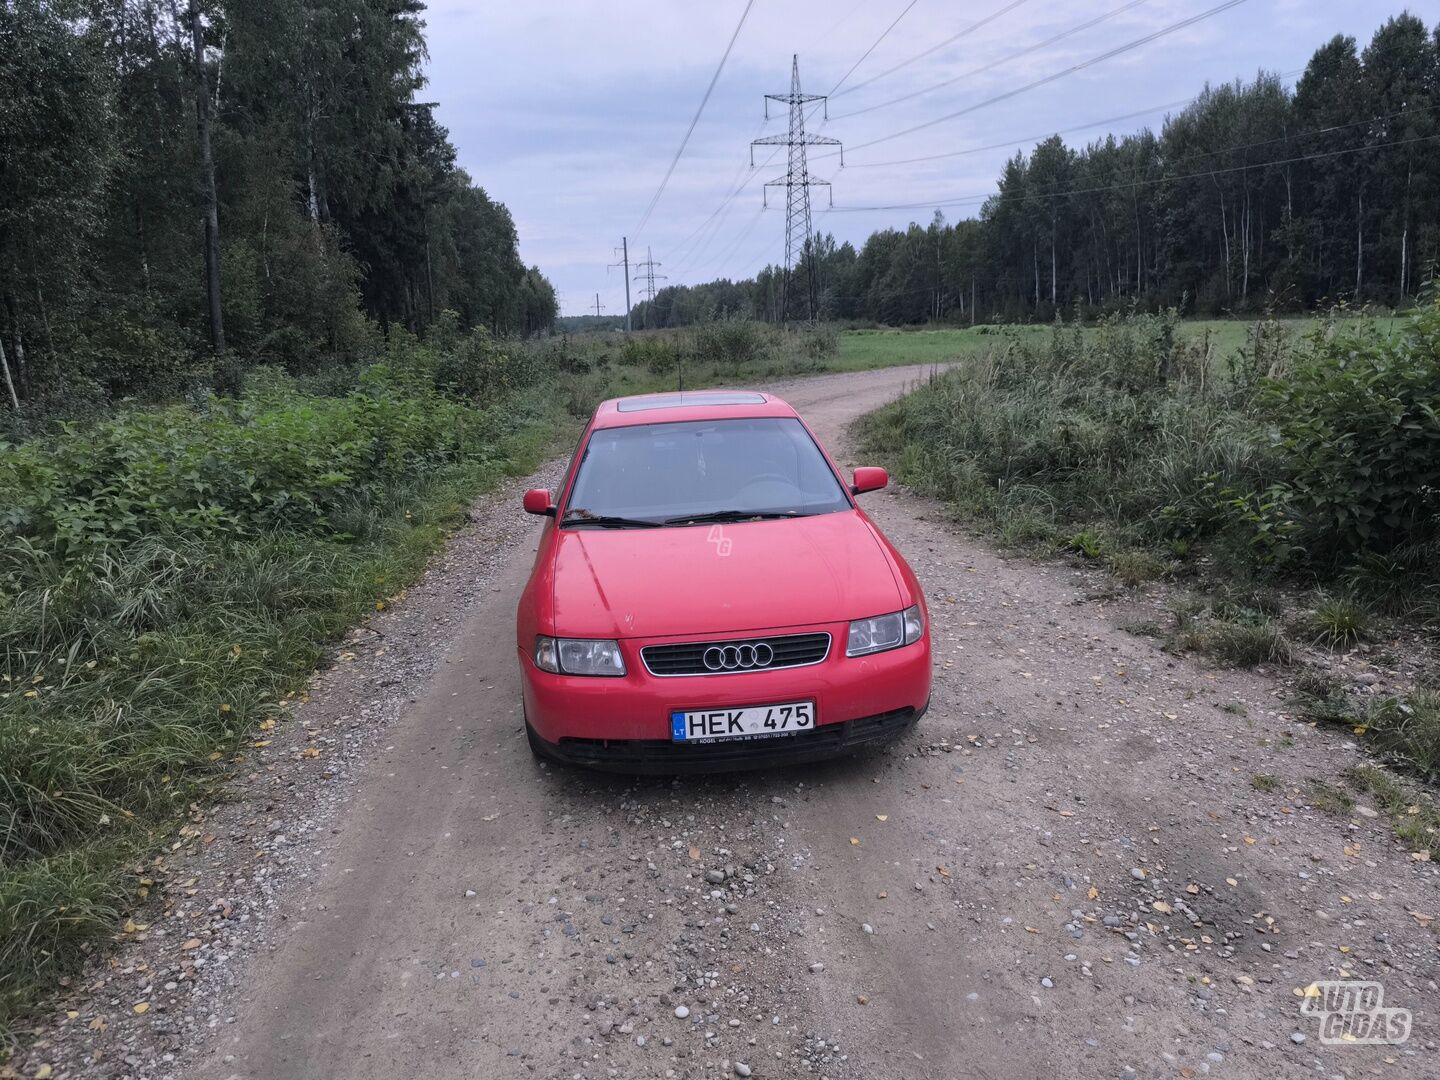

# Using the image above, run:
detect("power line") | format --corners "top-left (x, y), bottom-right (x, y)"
top-left (830, 0), bottom-right (1036, 101)
top-left (832, 0), bottom-right (1153, 120)
top-left (632, 0), bottom-right (756, 240)
top-left (831, 68), bottom-right (1306, 170)
top-left (828, 131), bottom-right (1440, 213)
top-left (827, 0), bottom-right (922, 96)
top-left (847, 0), bottom-right (1252, 154)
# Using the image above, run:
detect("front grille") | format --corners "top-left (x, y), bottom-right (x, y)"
top-left (640, 632), bottom-right (831, 677)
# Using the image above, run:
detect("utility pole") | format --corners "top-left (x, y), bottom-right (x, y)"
top-left (609, 238), bottom-right (633, 332)
top-left (592, 293), bottom-right (605, 318)
top-left (632, 247), bottom-right (665, 329)
top-left (751, 55), bottom-right (842, 324)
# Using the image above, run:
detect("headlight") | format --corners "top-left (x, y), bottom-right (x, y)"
top-left (846, 604), bottom-right (924, 657)
top-left (534, 636), bottom-right (626, 676)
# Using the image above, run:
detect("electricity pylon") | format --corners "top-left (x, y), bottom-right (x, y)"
top-left (632, 247), bottom-right (665, 329)
top-left (751, 55), bottom-right (842, 323)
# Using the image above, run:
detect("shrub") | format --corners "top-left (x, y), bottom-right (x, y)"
top-left (694, 318), bottom-right (773, 367)
top-left (1262, 296), bottom-right (1440, 561)
top-left (0, 369), bottom-right (567, 1029)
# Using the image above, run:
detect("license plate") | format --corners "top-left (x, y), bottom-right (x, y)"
top-left (670, 701), bottom-right (815, 743)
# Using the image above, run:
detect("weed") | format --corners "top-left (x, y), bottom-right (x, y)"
top-left (1345, 764), bottom-right (1440, 857)
top-left (1251, 773), bottom-right (1279, 791)
top-left (1296, 681), bottom-right (1440, 781)
top-left (1108, 549), bottom-right (1169, 587)
top-left (1307, 780), bottom-right (1356, 815)
top-left (1220, 701), bottom-right (1248, 716)
top-left (1206, 617), bottom-right (1293, 667)
top-left (1304, 595), bottom-right (1373, 648)
top-left (1068, 531), bottom-right (1103, 559)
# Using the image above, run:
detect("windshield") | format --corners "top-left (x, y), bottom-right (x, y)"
top-left (562, 417), bottom-right (851, 525)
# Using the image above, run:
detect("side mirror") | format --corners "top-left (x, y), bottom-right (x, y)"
top-left (850, 467), bottom-right (888, 496)
top-left (522, 489), bottom-right (555, 516)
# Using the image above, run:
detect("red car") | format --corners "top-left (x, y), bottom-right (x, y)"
top-left (515, 389), bottom-right (931, 772)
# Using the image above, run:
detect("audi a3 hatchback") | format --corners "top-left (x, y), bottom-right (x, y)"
top-left (515, 390), bottom-right (931, 772)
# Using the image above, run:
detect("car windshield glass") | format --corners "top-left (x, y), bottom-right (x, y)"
top-left (563, 418), bottom-right (851, 525)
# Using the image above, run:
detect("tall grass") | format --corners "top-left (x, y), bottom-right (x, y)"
top-left (0, 352), bottom-right (567, 1032)
top-left (860, 301), bottom-right (1440, 610)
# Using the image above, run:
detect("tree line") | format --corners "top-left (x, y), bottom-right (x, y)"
top-left (0, 0), bottom-right (557, 413)
top-left (636, 12), bottom-right (1439, 328)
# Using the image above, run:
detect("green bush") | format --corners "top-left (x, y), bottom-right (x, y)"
top-left (0, 369), bottom-right (566, 1029)
top-left (1262, 297), bottom-right (1440, 561)
top-left (860, 302), bottom-right (1440, 608)
top-left (694, 318), bottom-right (773, 367)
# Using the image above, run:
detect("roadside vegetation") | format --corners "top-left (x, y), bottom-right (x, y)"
top-left (861, 296), bottom-right (1440, 618)
top-left (0, 314), bottom-right (854, 1034)
top-left (860, 295), bottom-right (1440, 836)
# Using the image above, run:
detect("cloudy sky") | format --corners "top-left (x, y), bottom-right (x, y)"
top-left (422, 0), bottom-right (1399, 316)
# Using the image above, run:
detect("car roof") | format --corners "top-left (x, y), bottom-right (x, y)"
top-left (592, 390), bottom-right (798, 429)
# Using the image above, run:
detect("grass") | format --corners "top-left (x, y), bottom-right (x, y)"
top-left (0, 374), bottom-right (573, 1036)
top-left (1345, 763), bottom-right (1440, 858)
top-left (1307, 780), bottom-right (1357, 816)
top-left (1251, 773), bottom-right (1280, 791)
top-left (832, 315), bottom-right (1387, 374)
top-left (1293, 675), bottom-right (1440, 782)
top-left (1300, 595), bottom-right (1374, 648)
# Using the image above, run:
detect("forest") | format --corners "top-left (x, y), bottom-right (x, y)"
top-left (636, 12), bottom-right (1440, 328)
top-left (0, 0), bottom-right (557, 420)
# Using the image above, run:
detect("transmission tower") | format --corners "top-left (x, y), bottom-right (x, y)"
top-left (632, 247), bottom-right (666, 329)
top-left (751, 55), bottom-right (842, 322)
top-left (592, 293), bottom-right (605, 318)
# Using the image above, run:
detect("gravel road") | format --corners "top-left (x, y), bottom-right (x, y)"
top-left (22, 365), bottom-right (1436, 1080)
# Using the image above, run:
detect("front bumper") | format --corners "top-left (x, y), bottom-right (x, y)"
top-left (531, 703), bottom-right (925, 774)
top-left (519, 622), bottom-right (931, 771)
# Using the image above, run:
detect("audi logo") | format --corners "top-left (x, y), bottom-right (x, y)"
top-left (702, 642), bottom-right (775, 671)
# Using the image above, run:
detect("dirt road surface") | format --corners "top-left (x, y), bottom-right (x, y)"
top-left (26, 365), bottom-right (1435, 1080)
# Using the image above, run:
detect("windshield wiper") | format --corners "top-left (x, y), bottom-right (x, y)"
top-left (663, 509), bottom-right (803, 526)
top-left (561, 511), bottom-right (662, 529)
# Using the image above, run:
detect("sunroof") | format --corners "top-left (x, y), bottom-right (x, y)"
top-left (615, 391), bottom-right (766, 413)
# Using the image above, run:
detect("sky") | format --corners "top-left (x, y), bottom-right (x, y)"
top-left (421, 0), bottom-right (1406, 317)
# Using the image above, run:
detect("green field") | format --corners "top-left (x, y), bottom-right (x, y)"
top-left (833, 316), bottom-right (1400, 372)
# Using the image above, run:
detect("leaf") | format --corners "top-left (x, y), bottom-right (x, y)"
top-left (849, 837), bottom-right (860, 845)
top-left (1243, 835), bottom-right (1257, 845)
top-left (35, 1067), bottom-right (54, 1079)
top-left (1151, 901), bottom-right (1173, 914)
top-left (1225, 877), bottom-right (1238, 887)
top-left (181, 938), bottom-right (201, 951)
top-left (875, 814), bottom-right (888, 822)
top-left (1409, 911), bottom-right (1433, 927)
top-left (133, 1002), bottom-right (149, 1014)
top-left (1185, 884), bottom-right (1200, 895)
top-left (688, 847), bottom-right (701, 861)
top-left (1087, 886), bottom-right (1099, 900)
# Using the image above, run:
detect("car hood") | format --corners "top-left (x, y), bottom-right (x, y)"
top-left (549, 511), bottom-right (903, 639)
